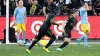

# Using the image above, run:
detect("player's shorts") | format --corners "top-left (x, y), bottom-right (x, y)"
top-left (81, 23), bottom-right (90, 33)
top-left (16, 23), bottom-right (26, 31)
top-left (36, 29), bottom-right (56, 41)
top-left (62, 29), bottom-right (71, 38)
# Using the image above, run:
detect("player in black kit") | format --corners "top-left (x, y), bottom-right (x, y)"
top-left (56, 9), bottom-right (79, 51)
top-left (26, 0), bottom-right (59, 53)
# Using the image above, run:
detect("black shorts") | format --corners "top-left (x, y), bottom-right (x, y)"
top-left (62, 30), bottom-right (71, 38)
top-left (35, 29), bottom-right (56, 40)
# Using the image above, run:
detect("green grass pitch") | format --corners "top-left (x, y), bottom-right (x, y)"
top-left (0, 44), bottom-right (100, 56)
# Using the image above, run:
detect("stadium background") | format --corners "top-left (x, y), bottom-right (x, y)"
top-left (0, 0), bottom-right (100, 56)
top-left (0, 16), bottom-right (100, 41)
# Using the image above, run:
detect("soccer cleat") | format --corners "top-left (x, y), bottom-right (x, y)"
top-left (43, 47), bottom-right (50, 52)
top-left (35, 43), bottom-right (38, 46)
top-left (76, 39), bottom-right (80, 46)
top-left (84, 45), bottom-right (91, 47)
top-left (26, 49), bottom-right (31, 54)
top-left (56, 48), bottom-right (63, 51)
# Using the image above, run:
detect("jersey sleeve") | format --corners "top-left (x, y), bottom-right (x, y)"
top-left (14, 8), bottom-right (18, 16)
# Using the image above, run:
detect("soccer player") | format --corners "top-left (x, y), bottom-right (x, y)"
top-left (76, 2), bottom-right (91, 47)
top-left (26, 0), bottom-right (58, 53)
top-left (56, 9), bottom-right (79, 51)
top-left (13, 0), bottom-right (27, 43)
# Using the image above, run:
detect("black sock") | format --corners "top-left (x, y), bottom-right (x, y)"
top-left (28, 40), bottom-right (38, 50)
top-left (59, 42), bottom-right (69, 48)
top-left (45, 40), bottom-right (54, 48)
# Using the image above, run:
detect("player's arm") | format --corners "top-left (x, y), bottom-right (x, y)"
top-left (62, 20), bottom-right (67, 32)
top-left (50, 19), bottom-right (59, 26)
top-left (15, 0), bottom-right (18, 7)
top-left (25, 7), bottom-right (27, 23)
top-left (13, 8), bottom-right (17, 24)
top-left (84, 3), bottom-right (91, 11)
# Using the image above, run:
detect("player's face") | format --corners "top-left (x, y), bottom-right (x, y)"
top-left (19, 1), bottom-right (23, 7)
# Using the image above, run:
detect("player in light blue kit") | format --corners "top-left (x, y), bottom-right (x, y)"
top-left (77, 2), bottom-right (91, 47)
top-left (13, 0), bottom-right (27, 43)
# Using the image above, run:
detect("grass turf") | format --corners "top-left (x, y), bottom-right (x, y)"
top-left (0, 44), bottom-right (100, 56)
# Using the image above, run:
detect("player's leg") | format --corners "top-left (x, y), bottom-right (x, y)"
top-left (21, 24), bottom-right (26, 42)
top-left (84, 23), bottom-right (90, 47)
top-left (28, 32), bottom-right (44, 50)
top-left (56, 32), bottom-right (71, 51)
top-left (78, 23), bottom-right (90, 47)
top-left (26, 31), bottom-right (45, 53)
top-left (45, 34), bottom-right (56, 47)
top-left (57, 38), bottom-right (70, 51)
top-left (76, 35), bottom-right (84, 46)
top-left (83, 33), bottom-right (88, 47)
top-left (77, 23), bottom-right (87, 46)
top-left (16, 24), bottom-right (21, 42)
top-left (43, 29), bottom-right (56, 52)
top-left (45, 29), bottom-right (56, 48)
top-left (83, 24), bottom-right (90, 47)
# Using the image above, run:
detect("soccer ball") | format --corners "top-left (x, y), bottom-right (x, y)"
top-left (17, 40), bottom-right (25, 45)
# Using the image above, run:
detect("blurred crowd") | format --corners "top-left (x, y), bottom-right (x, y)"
top-left (0, 0), bottom-right (100, 16)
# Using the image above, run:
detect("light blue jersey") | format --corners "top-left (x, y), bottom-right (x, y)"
top-left (14, 7), bottom-right (26, 23)
top-left (80, 7), bottom-right (88, 24)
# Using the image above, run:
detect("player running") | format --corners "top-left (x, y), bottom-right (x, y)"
top-left (26, 0), bottom-right (59, 53)
top-left (56, 9), bottom-right (79, 51)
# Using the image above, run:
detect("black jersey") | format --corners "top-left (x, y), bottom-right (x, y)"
top-left (40, 14), bottom-right (54, 30)
top-left (64, 15), bottom-right (78, 31)
top-left (43, 2), bottom-right (56, 14)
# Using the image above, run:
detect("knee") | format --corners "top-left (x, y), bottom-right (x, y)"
top-left (64, 38), bottom-right (70, 43)
top-left (64, 40), bottom-right (69, 43)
